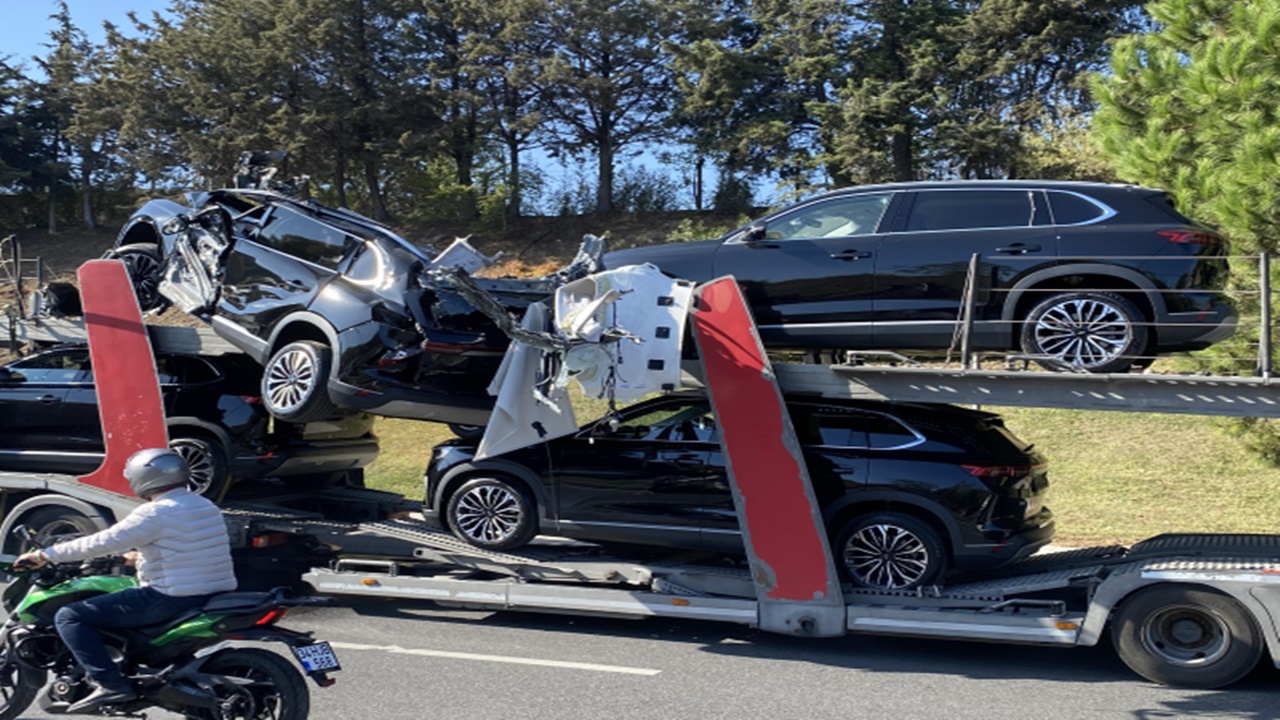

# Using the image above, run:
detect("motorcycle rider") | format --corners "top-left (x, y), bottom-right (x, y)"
top-left (15, 448), bottom-right (237, 712)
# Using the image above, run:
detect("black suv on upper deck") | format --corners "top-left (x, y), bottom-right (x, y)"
top-left (605, 181), bottom-right (1236, 373)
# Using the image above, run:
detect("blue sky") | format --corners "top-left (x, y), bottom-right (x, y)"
top-left (2, 1), bottom-right (170, 69)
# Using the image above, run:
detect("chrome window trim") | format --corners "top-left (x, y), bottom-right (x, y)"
top-left (1044, 189), bottom-right (1117, 226)
top-left (804, 407), bottom-right (926, 452)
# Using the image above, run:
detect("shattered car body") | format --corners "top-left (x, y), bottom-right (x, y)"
top-left (109, 152), bottom-right (604, 425)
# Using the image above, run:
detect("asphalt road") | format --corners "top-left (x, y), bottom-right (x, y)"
top-left (15, 595), bottom-right (1279, 720)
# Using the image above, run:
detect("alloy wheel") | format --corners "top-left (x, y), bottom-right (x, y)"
top-left (171, 442), bottom-right (215, 495)
top-left (453, 484), bottom-right (524, 546)
top-left (843, 523), bottom-right (932, 589)
top-left (1031, 297), bottom-right (1133, 369)
top-left (264, 348), bottom-right (318, 415)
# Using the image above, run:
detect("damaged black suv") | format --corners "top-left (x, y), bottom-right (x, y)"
top-left (109, 153), bottom-right (597, 425)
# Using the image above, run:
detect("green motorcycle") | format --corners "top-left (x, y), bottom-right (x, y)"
top-left (0, 550), bottom-right (339, 718)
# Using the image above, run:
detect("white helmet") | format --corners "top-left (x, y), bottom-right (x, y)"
top-left (124, 448), bottom-right (189, 498)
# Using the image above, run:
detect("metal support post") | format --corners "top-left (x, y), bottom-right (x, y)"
top-left (691, 276), bottom-right (845, 637)
top-left (960, 254), bottom-right (979, 370)
top-left (1261, 252), bottom-right (1272, 379)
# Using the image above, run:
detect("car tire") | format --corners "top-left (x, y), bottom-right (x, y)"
top-left (1111, 584), bottom-right (1263, 688)
top-left (834, 512), bottom-right (947, 590)
top-left (448, 424), bottom-right (485, 442)
top-left (262, 340), bottom-right (339, 424)
top-left (1020, 290), bottom-right (1147, 374)
top-left (103, 242), bottom-right (167, 312)
top-left (170, 435), bottom-right (231, 501)
top-left (446, 476), bottom-right (538, 551)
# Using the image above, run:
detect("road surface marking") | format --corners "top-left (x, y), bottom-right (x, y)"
top-left (329, 641), bottom-right (662, 676)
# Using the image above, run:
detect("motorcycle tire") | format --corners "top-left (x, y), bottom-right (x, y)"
top-left (0, 648), bottom-right (43, 720)
top-left (189, 648), bottom-right (308, 720)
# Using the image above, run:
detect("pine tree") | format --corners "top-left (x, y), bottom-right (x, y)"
top-left (1092, 0), bottom-right (1280, 255)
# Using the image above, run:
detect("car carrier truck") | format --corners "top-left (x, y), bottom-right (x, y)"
top-left (3, 257), bottom-right (1280, 690)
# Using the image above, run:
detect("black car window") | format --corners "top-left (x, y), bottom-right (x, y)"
top-left (255, 206), bottom-right (352, 270)
top-left (7, 349), bottom-right (90, 382)
top-left (905, 190), bottom-right (1034, 231)
top-left (611, 402), bottom-right (715, 442)
top-left (1047, 191), bottom-right (1108, 225)
top-left (764, 194), bottom-right (892, 240)
top-left (153, 355), bottom-right (220, 385)
top-left (798, 407), bottom-right (870, 448)
top-left (866, 413), bottom-right (925, 450)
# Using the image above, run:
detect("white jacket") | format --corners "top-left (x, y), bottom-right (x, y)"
top-left (43, 488), bottom-right (237, 596)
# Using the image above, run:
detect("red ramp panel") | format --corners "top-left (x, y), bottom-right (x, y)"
top-left (690, 277), bottom-right (845, 637)
top-left (76, 260), bottom-right (168, 497)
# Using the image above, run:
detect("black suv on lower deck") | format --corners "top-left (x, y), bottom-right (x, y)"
top-left (0, 346), bottom-right (378, 499)
top-left (605, 180), bottom-right (1235, 373)
top-left (424, 393), bottom-right (1054, 591)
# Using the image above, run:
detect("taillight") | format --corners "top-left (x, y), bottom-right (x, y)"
top-left (253, 608), bottom-right (289, 626)
top-left (239, 395), bottom-right (262, 405)
top-left (962, 463), bottom-right (1046, 479)
top-left (1156, 229), bottom-right (1223, 246)
top-left (251, 532), bottom-right (290, 548)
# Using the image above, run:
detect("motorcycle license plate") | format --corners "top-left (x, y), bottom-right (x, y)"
top-left (293, 642), bottom-right (341, 673)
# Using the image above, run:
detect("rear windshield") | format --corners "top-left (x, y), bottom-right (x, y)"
top-left (1142, 191), bottom-right (1195, 224)
top-left (902, 410), bottom-right (1032, 457)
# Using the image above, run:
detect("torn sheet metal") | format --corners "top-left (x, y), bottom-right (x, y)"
top-left (555, 263), bottom-right (694, 401)
top-left (431, 237), bottom-right (501, 273)
top-left (476, 302), bottom-right (578, 460)
top-left (475, 263), bottom-right (694, 457)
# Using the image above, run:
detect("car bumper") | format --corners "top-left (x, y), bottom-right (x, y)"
top-left (952, 514), bottom-right (1056, 573)
top-left (1155, 303), bottom-right (1238, 352)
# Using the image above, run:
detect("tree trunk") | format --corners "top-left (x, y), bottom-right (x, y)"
top-left (80, 165), bottom-right (95, 230)
top-left (506, 137), bottom-right (522, 221)
top-left (596, 138), bottom-right (614, 215)
top-left (363, 159), bottom-right (392, 224)
top-left (455, 147), bottom-right (478, 221)
top-left (694, 156), bottom-right (704, 211)
top-left (47, 187), bottom-right (57, 234)
top-left (335, 151), bottom-right (348, 208)
top-left (892, 130), bottom-right (914, 182)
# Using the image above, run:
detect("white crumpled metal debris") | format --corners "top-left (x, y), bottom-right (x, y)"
top-left (475, 263), bottom-right (694, 459)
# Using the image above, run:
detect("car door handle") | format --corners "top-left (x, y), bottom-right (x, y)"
top-left (37, 394), bottom-right (61, 405)
top-left (830, 250), bottom-right (873, 261)
top-left (995, 243), bottom-right (1041, 254)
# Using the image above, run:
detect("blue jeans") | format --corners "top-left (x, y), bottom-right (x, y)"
top-left (54, 586), bottom-right (214, 689)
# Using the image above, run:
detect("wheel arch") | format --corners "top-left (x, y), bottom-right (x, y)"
top-left (433, 460), bottom-right (553, 528)
top-left (0, 494), bottom-right (115, 553)
top-left (1002, 265), bottom-right (1165, 348)
top-left (1078, 570), bottom-right (1280, 666)
top-left (165, 418), bottom-right (234, 451)
top-left (821, 491), bottom-right (956, 556)
top-left (114, 199), bottom-right (189, 253)
top-left (262, 314), bottom-right (341, 371)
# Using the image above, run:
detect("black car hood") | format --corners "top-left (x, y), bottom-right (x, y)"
top-left (602, 238), bottom-right (721, 282)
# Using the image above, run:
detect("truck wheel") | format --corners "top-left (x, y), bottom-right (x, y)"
top-left (834, 512), bottom-right (946, 590)
top-left (170, 435), bottom-right (231, 501)
top-left (1111, 584), bottom-right (1263, 688)
top-left (262, 340), bottom-right (338, 423)
top-left (1020, 291), bottom-right (1146, 373)
top-left (103, 243), bottom-right (167, 313)
top-left (9, 507), bottom-right (104, 554)
top-left (446, 476), bottom-right (537, 551)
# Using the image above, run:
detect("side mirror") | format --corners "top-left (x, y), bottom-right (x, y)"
top-left (742, 225), bottom-right (767, 244)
